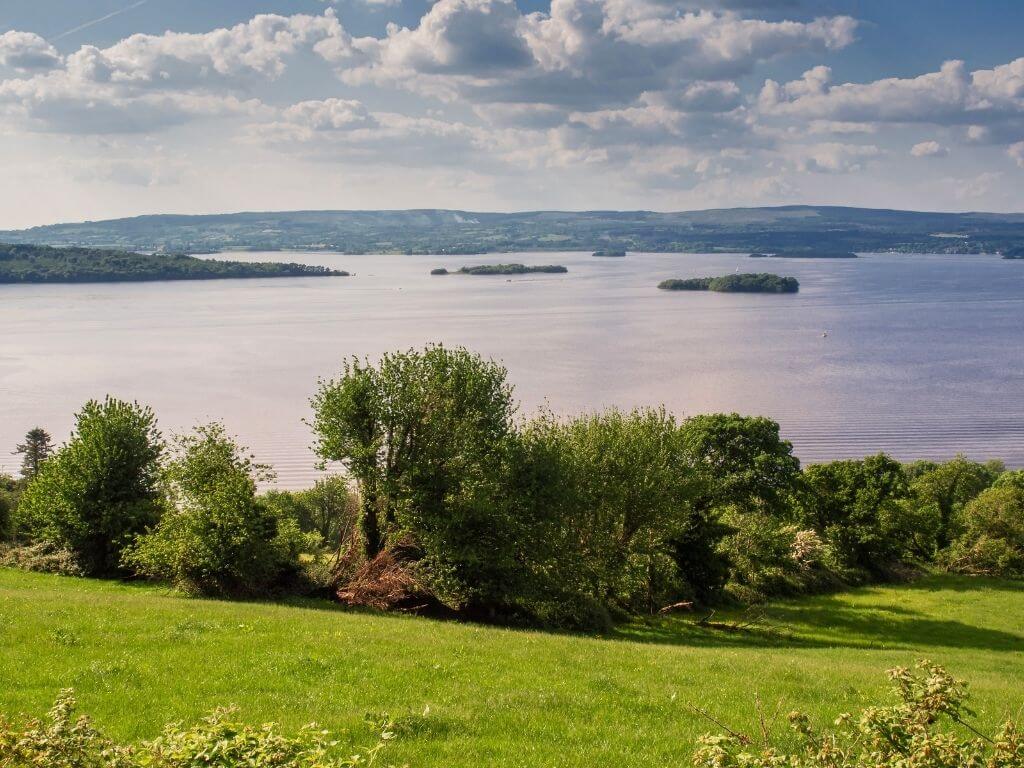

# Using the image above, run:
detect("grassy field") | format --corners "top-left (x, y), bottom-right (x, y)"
top-left (1, 568), bottom-right (1021, 767)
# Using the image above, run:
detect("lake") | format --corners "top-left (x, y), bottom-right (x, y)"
top-left (2, 251), bottom-right (1022, 485)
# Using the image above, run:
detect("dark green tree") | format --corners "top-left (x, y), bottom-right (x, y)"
top-left (13, 427), bottom-right (54, 480)
top-left (17, 397), bottom-right (164, 575)
top-left (798, 453), bottom-right (913, 573)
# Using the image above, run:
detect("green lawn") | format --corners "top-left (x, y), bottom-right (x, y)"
top-left (1, 568), bottom-right (1021, 766)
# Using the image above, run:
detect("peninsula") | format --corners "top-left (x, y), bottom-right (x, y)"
top-left (0, 243), bottom-right (347, 284)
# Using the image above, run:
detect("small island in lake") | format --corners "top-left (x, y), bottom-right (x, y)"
top-left (749, 250), bottom-right (857, 259)
top-left (592, 249), bottom-right (626, 257)
top-left (430, 267), bottom-right (450, 275)
top-left (658, 273), bottom-right (799, 293)
top-left (455, 263), bottom-right (568, 275)
top-left (0, 243), bottom-right (348, 284)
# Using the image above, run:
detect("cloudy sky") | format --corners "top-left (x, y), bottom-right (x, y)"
top-left (1, 0), bottom-right (1022, 228)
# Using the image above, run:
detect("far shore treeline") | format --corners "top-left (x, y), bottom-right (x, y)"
top-left (2, 345), bottom-right (1022, 630)
top-left (0, 243), bottom-right (347, 284)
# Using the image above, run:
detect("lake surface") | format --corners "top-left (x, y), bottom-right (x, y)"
top-left (2, 251), bottom-right (1023, 485)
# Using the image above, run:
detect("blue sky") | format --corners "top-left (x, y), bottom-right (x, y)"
top-left (1, 0), bottom-right (1022, 227)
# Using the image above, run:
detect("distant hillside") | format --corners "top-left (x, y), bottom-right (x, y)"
top-left (0, 243), bottom-right (347, 284)
top-left (2, 206), bottom-right (1024, 255)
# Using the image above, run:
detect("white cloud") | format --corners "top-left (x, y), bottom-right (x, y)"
top-left (334, 0), bottom-right (857, 110)
top-left (0, 31), bottom-right (62, 72)
top-left (911, 140), bottom-right (948, 157)
top-left (1009, 142), bottom-right (1024, 169)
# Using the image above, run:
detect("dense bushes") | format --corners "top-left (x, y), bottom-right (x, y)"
top-left (942, 485), bottom-right (1024, 577)
top-left (4, 344), bottom-right (1023, 625)
top-left (124, 424), bottom-right (312, 595)
top-left (16, 397), bottom-right (164, 575)
top-left (693, 661), bottom-right (1024, 768)
top-left (0, 689), bottom-right (392, 767)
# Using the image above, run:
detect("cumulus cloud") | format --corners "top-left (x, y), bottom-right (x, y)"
top-left (911, 140), bottom-right (948, 157)
top-left (0, 31), bottom-right (62, 72)
top-left (760, 58), bottom-right (1024, 130)
top-left (0, 11), bottom-right (347, 134)
top-left (333, 0), bottom-right (857, 110)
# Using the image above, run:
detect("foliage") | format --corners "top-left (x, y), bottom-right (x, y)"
top-left (658, 274), bottom-right (799, 293)
top-left (693, 661), bottom-right (1024, 768)
top-left (993, 469), bottom-right (1024, 492)
top-left (0, 690), bottom-right (391, 767)
top-left (943, 485), bottom-right (1024, 578)
top-left (797, 454), bottom-right (914, 574)
top-left (16, 397), bottom-right (164, 575)
top-left (124, 424), bottom-right (313, 596)
top-left (311, 345), bottom-right (519, 611)
top-left (262, 477), bottom-right (358, 550)
top-left (0, 243), bottom-right (347, 284)
top-left (680, 414), bottom-right (801, 518)
top-left (457, 263), bottom-right (568, 275)
top-left (0, 474), bottom-right (18, 541)
top-left (514, 408), bottom-right (700, 618)
top-left (0, 541), bottom-right (84, 576)
top-left (908, 455), bottom-right (1002, 549)
top-left (673, 414), bottom-right (801, 603)
top-left (12, 427), bottom-right (54, 480)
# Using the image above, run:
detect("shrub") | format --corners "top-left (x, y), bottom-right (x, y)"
top-left (943, 485), bottom-right (1024, 578)
top-left (0, 689), bottom-right (392, 767)
top-left (262, 476), bottom-right (359, 551)
top-left (124, 424), bottom-right (314, 595)
top-left (993, 469), bottom-right (1024, 492)
top-left (514, 408), bottom-right (701, 617)
top-left (16, 397), bottom-right (164, 575)
top-left (693, 661), bottom-right (1024, 768)
top-left (0, 541), bottom-right (84, 576)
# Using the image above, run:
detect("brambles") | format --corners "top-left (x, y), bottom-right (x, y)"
top-left (692, 661), bottom-right (1024, 768)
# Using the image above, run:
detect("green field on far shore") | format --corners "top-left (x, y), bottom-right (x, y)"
top-left (1, 568), bottom-right (1021, 767)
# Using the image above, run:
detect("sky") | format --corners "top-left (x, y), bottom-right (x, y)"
top-left (0, 0), bottom-right (1022, 228)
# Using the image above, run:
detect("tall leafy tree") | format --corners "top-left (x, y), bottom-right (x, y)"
top-left (798, 453), bottom-right (912, 572)
top-left (13, 427), bottom-right (54, 480)
top-left (310, 345), bottom-right (518, 610)
top-left (17, 398), bottom-right (164, 575)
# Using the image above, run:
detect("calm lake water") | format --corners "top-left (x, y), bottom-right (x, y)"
top-left (2, 251), bottom-right (1023, 485)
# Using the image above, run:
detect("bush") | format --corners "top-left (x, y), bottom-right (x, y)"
top-left (693, 661), bottom-right (1024, 768)
top-left (0, 541), bottom-right (84, 576)
top-left (262, 476), bottom-right (359, 550)
top-left (0, 689), bottom-right (392, 767)
top-left (943, 485), bottom-right (1024, 578)
top-left (16, 397), bottom-right (164, 575)
top-left (513, 408), bottom-right (700, 618)
top-left (124, 424), bottom-right (314, 596)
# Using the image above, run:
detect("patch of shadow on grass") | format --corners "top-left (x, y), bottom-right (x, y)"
top-left (612, 580), bottom-right (1024, 652)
